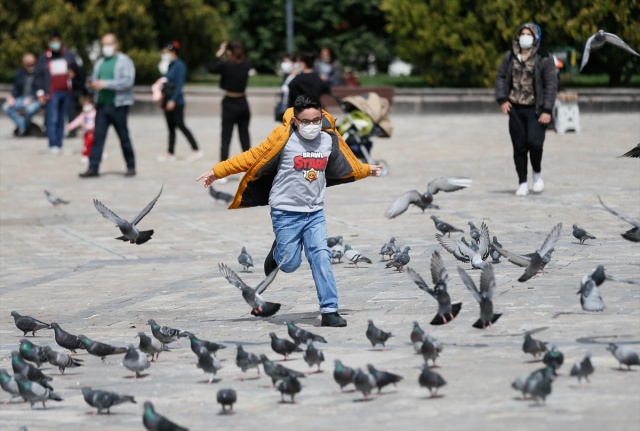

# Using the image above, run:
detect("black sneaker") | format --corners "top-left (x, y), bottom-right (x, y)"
top-left (124, 169), bottom-right (136, 177)
top-left (79, 170), bottom-right (99, 178)
top-left (264, 239), bottom-right (278, 276)
top-left (321, 312), bottom-right (347, 327)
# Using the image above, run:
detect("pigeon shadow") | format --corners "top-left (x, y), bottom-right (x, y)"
top-left (238, 376), bottom-right (261, 381)
top-left (512, 396), bottom-right (529, 401)
top-left (422, 394), bottom-right (445, 400)
top-left (528, 403), bottom-right (547, 408)
top-left (552, 312), bottom-right (585, 319)
top-left (572, 242), bottom-right (593, 245)
top-left (368, 348), bottom-right (393, 352)
top-left (611, 367), bottom-right (637, 372)
top-left (278, 400), bottom-right (298, 405)
top-left (353, 397), bottom-right (375, 403)
top-left (217, 410), bottom-right (236, 416)
top-left (124, 373), bottom-right (150, 380)
top-left (523, 359), bottom-right (543, 364)
top-left (275, 358), bottom-right (300, 363)
top-left (269, 312), bottom-right (322, 326)
top-left (198, 378), bottom-right (222, 384)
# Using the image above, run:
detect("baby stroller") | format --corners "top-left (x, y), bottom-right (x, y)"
top-left (334, 92), bottom-right (392, 176)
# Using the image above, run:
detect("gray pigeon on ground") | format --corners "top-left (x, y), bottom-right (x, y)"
top-left (138, 331), bottom-right (169, 362)
top-left (0, 369), bottom-right (22, 404)
top-left (217, 388), bottom-right (237, 414)
top-left (143, 401), bottom-right (189, 431)
top-left (406, 253), bottom-right (462, 325)
top-left (147, 319), bottom-right (188, 346)
top-left (186, 332), bottom-right (226, 358)
top-left (491, 223), bottom-right (562, 282)
top-left (18, 339), bottom-right (48, 367)
top-left (578, 270), bottom-right (605, 312)
top-left (543, 346), bottom-right (564, 370)
top-left (419, 364), bottom-right (446, 397)
top-left (209, 185), bottom-right (233, 203)
top-left (379, 237), bottom-right (396, 261)
top-left (42, 346), bottom-right (83, 374)
top-left (10, 311), bottom-right (49, 337)
top-left (123, 345), bottom-right (150, 379)
top-left (457, 264), bottom-right (501, 329)
top-left (386, 246), bottom-right (411, 271)
top-left (11, 351), bottom-right (53, 390)
top-left (44, 190), bottom-right (69, 206)
top-left (77, 334), bottom-right (127, 362)
top-left (333, 359), bottom-right (356, 391)
top-left (468, 221), bottom-right (481, 242)
top-left (327, 235), bottom-right (343, 248)
top-left (367, 364), bottom-right (403, 393)
top-left (238, 246), bottom-right (254, 272)
top-left (344, 244), bottom-right (372, 267)
top-left (285, 321), bottom-right (327, 345)
top-left (489, 236), bottom-right (502, 263)
top-left (330, 237), bottom-right (344, 263)
top-left (303, 340), bottom-right (325, 373)
top-left (598, 195), bottom-right (640, 242)
top-left (235, 344), bottom-right (261, 379)
top-left (511, 374), bottom-right (530, 399)
top-left (277, 375), bottom-right (302, 403)
top-left (410, 321), bottom-right (425, 345)
top-left (81, 387), bottom-right (136, 414)
top-left (13, 373), bottom-right (62, 409)
top-left (384, 177), bottom-right (472, 218)
top-left (606, 343), bottom-right (640, 370)
top-left (269, 332), bottom-right (302, 360)
top-left (437, 222), bottom-right (490, 269)
top-left (581, 30), bottom-right (640, 71)
top-left (366, 320), bottom-right (393, 350)
top-left (430, 215), bottom-right (464, 237)
top-left (196, 347), bottom-right (222, 384)
top-left (420, 333), bottom-right (443, 366)
top-left (570, 353), bottom-right (594, 384)
top-left (619, 143), bottom-right (640, 158)
top-left (353, 368), bottom-right (376, 400)
top-left (524, 366), bottom-right (555, 405)
top-left (49, 323), bottom-right (84, 353)
top-left (573, 224), bottom-right (596, 244)
top-left (219, 261), bottom-right (282, 317)
top-left (261, 354), bottom-right (305, 386)
top-left (523, 333), bottom-right (548, 359)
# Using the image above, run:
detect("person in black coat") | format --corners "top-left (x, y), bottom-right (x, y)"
top-left (2, 53), bottom-right (42, 136)
top-left (287, 53), bottom-right (331, 108)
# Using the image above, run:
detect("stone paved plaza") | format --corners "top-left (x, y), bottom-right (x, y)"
top-left (0, 109), bottom-right (639, 431)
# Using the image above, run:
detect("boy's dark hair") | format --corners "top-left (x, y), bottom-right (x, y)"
top-left (293, 95), bottom-right (322, 117)
top-left (49, 30), bottom-right (61, 40)
top-left (299, 53), bottom-right (315, 69)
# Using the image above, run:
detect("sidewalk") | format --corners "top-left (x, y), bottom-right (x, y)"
top-left (0, 112), bottom-right (639, 430)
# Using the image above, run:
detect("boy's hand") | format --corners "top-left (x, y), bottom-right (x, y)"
top-left (196, 170), bottom-right (217, 187)
top-left (369, 165), bottom-right (382, 177)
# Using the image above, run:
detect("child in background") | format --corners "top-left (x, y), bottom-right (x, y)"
top-left (67, 95), bottom-right (96, 164)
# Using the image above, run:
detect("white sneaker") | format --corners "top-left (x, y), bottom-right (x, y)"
top-left (532, 177), bottom-right (544, 193)
top-left (186, 150), bottom-right (204, 162)
top-left (157, 153), bottom-right (176, 162)
top-left (515, 182), bottom-right (529, 197)
top-left (49, 147), bottom-right (61, 155)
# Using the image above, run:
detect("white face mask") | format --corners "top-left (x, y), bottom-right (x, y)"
top-left (102, 45), bottom-right (115, 57)
top-left (519, 34), bottom-right (534, 49)
top-left (281, 61), bottom-right (293, 74)
top-left (297, 123), bottom-right (322, 140)
top-left (83, 104), bottom-right (94, 112)
top-left (161, 53), bottom-right (173, 62)
top-left (158, 60), bottom-right (169, 75)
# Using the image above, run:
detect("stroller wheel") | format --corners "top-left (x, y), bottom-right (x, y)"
top-left (374, 160), bottom-right (389, 177)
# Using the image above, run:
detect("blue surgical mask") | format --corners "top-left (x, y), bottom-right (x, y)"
top-left (49, 42), bottom-right (61, 51)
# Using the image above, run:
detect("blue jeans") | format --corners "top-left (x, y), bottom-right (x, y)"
top-left (45, 91), bottom-right (70, 148)
top-left (270, 208), bottom-right (338, 313)
top-left (2, 96), bottom-right (41, 131)
top-left (89, 104), bottom-right (136, 172)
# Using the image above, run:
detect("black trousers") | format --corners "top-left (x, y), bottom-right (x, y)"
top-left (220, 96), bottom-right (251, 161)
top-left (164, 104), bottom-right (198, 154)
top-left (89, 105), bottom-right (135, 172)
top-left (508, 105), bottom-right (546, 184)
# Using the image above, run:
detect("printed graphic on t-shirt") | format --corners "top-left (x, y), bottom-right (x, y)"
top-left (293, 151), bottom-right (328, 183)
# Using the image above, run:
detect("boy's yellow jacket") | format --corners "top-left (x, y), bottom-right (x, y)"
top-left (212, 107), bottom-right (371, 209)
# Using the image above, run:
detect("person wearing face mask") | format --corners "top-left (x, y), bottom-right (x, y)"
top-left (495, 22), bottom-right (558, 197)
top-left (2, 53), bottom-right (42, 137)
top-left (196, 95), bottom-right (382, 327)
top-left (79, 33), bottom-right (136, 178)
top-left (274, 53), bottom-right (298, 122)
top-left (157, 41), bottom-right (202, 162)
top-left (34, 30), bottom-right (78, 153)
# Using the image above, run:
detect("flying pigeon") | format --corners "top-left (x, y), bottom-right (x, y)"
top-left (13, 374), bottom-right (62, 409)
top-left (11, 351), bottom-right (53, 390)
top-left (44, 190), bottom-right (69, 206)
top-left (269, 332), bottom-right (302, 360)
top-left (618, 143), bottom-right (640, 158)
top-left (49, 323), bottom-right (85, 353)
top-left (147, 319), bottom-right (188, 346)
top-left (353, 368), bottom-right (376, 400)
top-left (219, 261), bottom-right (282, 317)
top-left (523, 333), bottom-right (548, 359)
top-left (10, 311), bottom-right (49, 337)
top-left (277, 375), bottom-right (302, 403)
top-left (570, 353), bottom-right (594, 384)
top-left (138, 331), bottom-right (169, 362)
top-left (457, 265), bottom-right (501, 329)
top-left (384, 177), bottom-right (472, 218)
top-left (93, 185), bottom-right (163, 245)
top-left (385, 246), bottom-right (411, 271)
top-left (367, 364), bottom-right (403, 393)
top-left (196, 347), bottom-right (222, 384)
top-left (261, 354), bottom-right (305, 386)
top-left (186, 332), bottom-right (226, 358)
top-left (327, 236), bottom-right (343, 248)
top-left (437, 222), bottom-right (490, 269)
top-left (238, 246), bottom-right (254, 272)
top-left (235, 344), bottom-right (261, 379)
top-left (333, 359), bottom-right (356, 391)
top-left (491, 223), bottom-right (562, 282)
top-left (430, 215), bottom-right (464, 237)
top-left (379, 237), bottom-right (396, 261)
top-left (344, 244), bottom-right (372, 267)
top-left (0, 369), bottom-right (22, 404)
top-left (285, 321), bottom-right (327, 345)
top-left (81, 387), bottom-right (136, 414)
top-left (573, 224), bottom-right (596, 244)
top-left (42, 346), bottom-right (83, 374)
top-left (606, 343), bottom-right (640, 370)
top-left (543, 346), bottom-right (564, 370)
top-left (217, 389), bottom-right (237, 414)
top-left (209, 185), bottom-right (233, 203)
top-left (419, 364), bottom-right (446, 397)
top-left (123, 345), bottom-right (150, 379)
top-left (302, 340), bottom-right (325, 373)
top-left (18, 339), bottom-right (48, 368)
top-left (143, 401), bottom-right (189, 431)
top-left (77, 334), bottom-right (127, 362)
top-left (598, 195), bottom-right (640, 242)
top-left (489, 236), bottom-right (502, 263)
top-left (366, 320), bottom-right (393, 350)
top-left (406, 252), bottom-right (462, 325)
top-left (581, 30), bottom-right (640, 72)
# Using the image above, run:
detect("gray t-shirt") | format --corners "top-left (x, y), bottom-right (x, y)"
top-left (269, 130), bottom-right (332, 212)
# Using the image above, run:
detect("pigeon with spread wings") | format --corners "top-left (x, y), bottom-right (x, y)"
top-left (218, 261), bottom-right (282, 317)
top-left (384, 177), bottom-right (471, 219)
top-left (581, 30), bottom-right (640, 72)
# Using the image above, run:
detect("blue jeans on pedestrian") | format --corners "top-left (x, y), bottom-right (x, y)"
top-left (45, 91), bottom-right (70, 148)
top-left (270, 208), bottom-right (338, 313)
top-left (2, 96), bottom-right (42, 132)
top-left (89, 104), bottom-right (136, 173)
